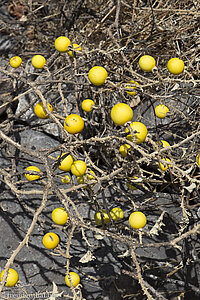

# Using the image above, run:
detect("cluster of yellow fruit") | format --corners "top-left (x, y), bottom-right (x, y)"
top-left (9, 36), bottom-right (83, 70)
top-left (139, 55), bottom-right (185, 75)
top-left (94, 208), bottom-right (146, 230)
top-left (41, 208), bottom-right (80, 287)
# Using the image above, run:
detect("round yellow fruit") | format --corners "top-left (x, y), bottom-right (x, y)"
top-left (129, 211), bottom-right (146, 229)
top-left (111, 103), bottom-right (133, 126)
top-left (65, 272), bottom-right (80, 287)
top-left (57, 153), bottom-right (74, 172)
top-left (124, 80), bottom-right (139, 95)
top-left (55, 36), bottom-right (71, 52)
top-left (155, 104), bottom-right (169, 119)
top-left (88, 66), bottom-right (108, 86)
top-left (125, 122), bottom-right (148, 144)
top-left (77, 169), bottom-right (96, 186)
top-left (25, 166), bottom-right (40, 181)
top-left (42, 232), bottom-right (59, 249)
top-left (32, 55), bottom-right (46, 69)
top-left (110, 207), bottom-right (124, 220)
top-left (119, 144), bottom-right (131, 157)
top-left (34, 102), bottom-right (53, 119)
top-left (94, 209), bottom-right (110, 225)
top-left (64, 114), bottom-right (84, 134)
top-left (196, 154), bottom-right (200, 166)
top-left (68, 43), bottom-right (82, 57)
top-left (158, 140), bottom-right (170, 148)
top-left (52, 207), bottom-right (68, 225)
top-left (81, 99), bottom-right (95, 112)
top-left (0, 268), bottom-right (19, 287)
top-left (10, 56), bottom-right (22, 68)
top-left (167, 58), bottom-right (184, 75)
top-left (61, 175), bottom-right (71, 184)
top-left (71, 160), bottom-right (87, 177)
top-left (159, 158), bottom-right (171, 171)
top-left (139, 55), bottom-right (156, 72)
top-left (126, 176), bottom-right (139, 190)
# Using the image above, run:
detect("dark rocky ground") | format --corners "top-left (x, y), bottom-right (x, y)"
top-left (0, 1), bottom-right (200, 299)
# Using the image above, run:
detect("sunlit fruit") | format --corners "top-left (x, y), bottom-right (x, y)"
top-left (52, 207), bottom-right (68, 225)
top-left (81, 99), bottom-right (95, 112)
top-left (111, 103), bottom-right (133, 126)
top-left (167, 58), bottom-right (184, 75)
top-left (10, 56), bottom-right (22, 68)
top-left (159, 158), bottom-right (171, 171)
top-left (61, 175), bottom-right (71, 184)
top-left (55, 36), bottom-right (71, 52)
top-left (155, 104), bottom-right (169, 119)
top-left (129, 211), bottom-right (146, 229)
top-left (64, 114), bottom-right (84, 134)
top-left (119, 144), bottom-right (131, 157)
top-left (124, 80), bottom-right (140, 95)
top-left (158, 140), bottom-right (170, 148)
top-left (88, 66), bottom-right (107, 86)
top-left (0, 268), bottom-right (19, 287)
top-left (34, 102), bottom-right (53, 119)
top-left (71, 160), bottom-right (87, 177)
top-left (68, 43), bottom-right (82, 57)
top-left (65, 272), bottom-right (80, 287)
top-left (196, 154), bottom-right (200, 166)
top-left (110, 207), bottom-right (124, 220)
top-left (42, 232), bottom-right (59, 249)
top-left (126, 176), bottom-right (140, 190)
top-left (139, 55), bottom-right (156, 72)
top-left (32, 55), bottom-right (46, 69)
top-left (125, 122), bottom-right (148, 144)
top-left (94, 209), bottom-right (110, 225)
top-left (25, 166), bottom-right (40, 181)
top-left (57, 153), bottom-right (74, 172)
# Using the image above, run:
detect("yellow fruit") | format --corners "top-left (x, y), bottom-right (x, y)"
top-left (52, 207), bottom-right (68, 225)
top-left (86, 169), bottom-right (96, 180)
top-left (77, 169), bottom-right (96, 186)
top-left (42, 232), bottom-right (59, 249)
top-left (55, 36), bottom-right (71, 52)
top-left (0, 268), bottom-right (19, 287)
top-left (64, 114), bottom-right (84, 134)
top-left (159, 158), bottom-right (171, 171)
top-left (61, 175), bottom-right (71, 184)
top-left (158, 140), bottom-right (170, 148)
top-left (68, 43), bottom-right (82, 57)
top-left (155, 104), bottom-right (169, 119)
top-left (34, 102), bottom-right (53, 119)
top-left (111, 103), bottom-right (133, 126)
top-left (124, 80), bottom-right (140, 95)
top-left (110, 207), bottom-right (124, 220)
top-left (32, 55), bottom-right (46, 69)
top-left (65, 272), bottom-right (80, 287)
top-left (129, 211), bottom-right (146, 229)
top-left (167, 58), bottom-right (184, 75)
top-left (125, 122), bottom-right (148, 144)
top-left (126, 176), bottom-right (139, 190)
top-left (57, 153), bottom-right (74, 172)
top-left (94, 209), bottom-right (110, 225)
top-left (88, 66), bottom-right (108, 86)
top-left (81, 99), bottom-right (95, 112)
top-left (71, 160), bottom-right (87, 176)
top-left (119, 144), bottom-right (131, 157)
top-left (25, 166), bottom-right (40, 181)
top-left (196, 154), bottom-right (200, 166)
top-left (139, 55), bottom-right (156, 72)
top-left (10, 56), bottom-right (22, 68)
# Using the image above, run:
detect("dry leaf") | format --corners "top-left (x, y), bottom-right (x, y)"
top-left (184, 182), bottom-right (196, 193)
top-left (129, 95), bottom-right (141, 108)
top-left (79, 250), bottom-right (96, 263)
